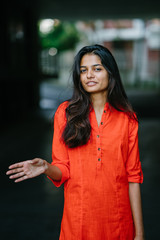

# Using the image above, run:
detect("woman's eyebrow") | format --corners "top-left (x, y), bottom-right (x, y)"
top-left (80, 64), bottom-right (102, 68)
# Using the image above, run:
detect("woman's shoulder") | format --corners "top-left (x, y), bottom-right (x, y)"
top-left (119, 110), bottom-right (138, 133)
top-left (56, 101), bottom-right (69, 113)
top-left (54, 101), bottom-right (69, 121)
top-left (110, 106), bottom-right (138, 126)
top-left (110, 105), bottom-right (137, 119)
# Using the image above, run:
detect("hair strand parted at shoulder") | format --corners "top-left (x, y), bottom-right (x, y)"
top-left (62, 44), bottom-right (137, 148)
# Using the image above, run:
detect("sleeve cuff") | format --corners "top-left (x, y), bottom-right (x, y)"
top-left (48, 163), bottom-right (70, 187)
top-left (128, 172), bottom-right (143, 184)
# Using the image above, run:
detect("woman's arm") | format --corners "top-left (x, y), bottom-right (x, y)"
top-left (129, 182), bottom-right (145, 240)
top-left (6, 158), bottom-right (62, 183)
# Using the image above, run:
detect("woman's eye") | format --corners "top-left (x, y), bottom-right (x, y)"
top-left (95, 68), bottom-right (101, 71)
top-left (80, 69), bottom-right (86, 73)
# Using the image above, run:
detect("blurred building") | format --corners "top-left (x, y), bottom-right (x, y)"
top-left (75, 19), bottom-right (160, 89)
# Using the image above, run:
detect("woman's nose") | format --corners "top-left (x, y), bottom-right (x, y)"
top-left (87, 69), bottom-right (94, 78)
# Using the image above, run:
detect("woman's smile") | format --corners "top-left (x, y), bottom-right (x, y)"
top-left (86, 81), bottom-right (97, 86)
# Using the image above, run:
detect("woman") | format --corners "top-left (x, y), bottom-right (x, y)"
top-left (6, 44), bottom-right (144, 240)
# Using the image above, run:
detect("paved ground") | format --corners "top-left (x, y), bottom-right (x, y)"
top-left (1, 81), bottom-right (160, 239)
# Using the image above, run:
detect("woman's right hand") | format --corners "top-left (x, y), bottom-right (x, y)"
top-left (6, 158), bottom-right (48, 183)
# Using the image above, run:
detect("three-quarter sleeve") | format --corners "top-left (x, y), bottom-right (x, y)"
top-left (126, 117), bottom-right (143, 183)
top-left (48, 103), bottom-right (70, 187)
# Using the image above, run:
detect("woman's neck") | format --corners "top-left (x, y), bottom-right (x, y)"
top-left (90, 92), bottom-right (108, 127)
top-left (91, 92), bottom-right (108, 112)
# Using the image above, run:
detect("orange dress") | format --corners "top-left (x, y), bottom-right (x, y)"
top-left (49, 101), bottom-right (143, 240)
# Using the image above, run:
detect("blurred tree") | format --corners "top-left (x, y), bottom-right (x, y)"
top-left (38, 20), bottom-right (80, 52)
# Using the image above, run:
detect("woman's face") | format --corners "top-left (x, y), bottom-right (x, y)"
top-left (80, 54), bottom-right (109, 96)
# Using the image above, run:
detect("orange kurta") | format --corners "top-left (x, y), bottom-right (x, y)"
top-left (49, 101), bottom-right (143, 240)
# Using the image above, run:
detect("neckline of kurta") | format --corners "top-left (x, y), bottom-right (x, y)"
top-left (90, 102), bottom-right (110, 131)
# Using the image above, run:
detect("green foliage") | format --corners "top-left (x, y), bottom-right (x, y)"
top-left (39, 21), bottom-right (80, 52)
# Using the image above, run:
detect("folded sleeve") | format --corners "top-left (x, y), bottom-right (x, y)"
top-left (126, 117), bottom-right (143, 183)
top-left (48, 103), bottom-right (70, 187)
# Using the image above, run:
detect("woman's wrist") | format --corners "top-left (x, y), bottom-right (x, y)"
top-left (135, 225), bottom-right (145, 236)
top-left (43, 160), bottom-right (49, 174)
top-left (42, 161), bottom-right (62, 181)
top-left (135, 231), bottom-right (145, 239)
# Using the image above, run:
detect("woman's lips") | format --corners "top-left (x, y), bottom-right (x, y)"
top-left (86, 81), bottom-right (97, 86)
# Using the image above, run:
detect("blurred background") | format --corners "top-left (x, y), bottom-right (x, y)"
top-left (1, 0), bottom-right (160, 239)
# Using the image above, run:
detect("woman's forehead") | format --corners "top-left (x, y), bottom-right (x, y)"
top-left (80, 54), bottom-right (101, 66)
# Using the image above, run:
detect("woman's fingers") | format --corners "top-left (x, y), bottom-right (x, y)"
top-left (6, 160), bottom-right (33, 176)
top-left (31, 158), bottom-right (43, 166)
top-left (31, 158), bottom-right (40, 164)
top-left (9, 171), bottom-right (25, 179)
top-left (6, 167), bottom-right (23, 176)
top-left (8, 162), bottom-right (25, 170)
top-left (14, 175), bottom-right (28, 183)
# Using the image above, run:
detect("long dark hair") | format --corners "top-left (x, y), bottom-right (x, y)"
top-left (62, 44), bottom-right (136, 148)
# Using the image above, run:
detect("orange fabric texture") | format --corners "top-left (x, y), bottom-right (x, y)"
top-left (49, 101), bottom-right (143, 240)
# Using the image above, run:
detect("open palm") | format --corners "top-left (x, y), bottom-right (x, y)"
top-left (6, 158), bottom-right (46, 183)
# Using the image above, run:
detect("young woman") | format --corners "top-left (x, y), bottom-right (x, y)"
top-left (6, 44), bottom-right (144, 240)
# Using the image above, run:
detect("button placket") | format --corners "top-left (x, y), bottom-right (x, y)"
top-left (95, 104), bottom-right (109, 169)
top-left (96, 131), bottom-right (102, 168)
top-left (96, 109), bottom-right (107, 167)
top-left (96, 106), bottom-right (109, 168)
top-left (99, 106), bottom-right (109, 130)
top-left (100, 110), bottom-right (106, 127)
